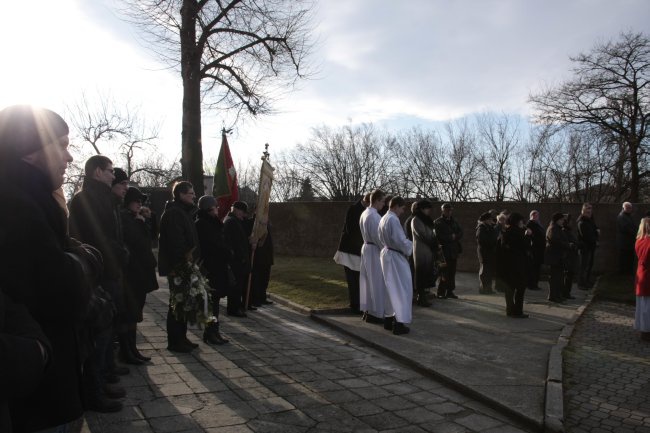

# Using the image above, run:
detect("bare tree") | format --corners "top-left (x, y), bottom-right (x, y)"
top-left (270, 151), bottom-right (303, 201)
top-left (529, 32), bottom-right (650, 201)
top-left (436, 119), bottom-right (481, 201)
top-left (122, 0), bottom-right (315, 196)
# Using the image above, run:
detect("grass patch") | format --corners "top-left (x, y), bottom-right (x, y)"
top-left (595, 273), bottom-right (635, 304)
top-left (268, 255), bottom-right (349, 310)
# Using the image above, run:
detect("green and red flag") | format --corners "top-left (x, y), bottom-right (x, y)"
top-left (213, 130), bottom-right (239, 220)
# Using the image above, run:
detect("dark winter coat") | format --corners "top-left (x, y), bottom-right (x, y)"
top-left (563, 225), bottom-right (580, 272)
top-left (576, 215), bottom-right (599, 250)
top-left (337, 200), bottom-right (366, 256)
top-left (499, 226), bottom-right (529, 288)
top-left (0, 161), bottom-right (92, 432)
top-left (223, 212), bottom-right (252, 275)
top-left (1, 290), bottom-right (51, 433)
top-left (404, 214), bottom-right (415, 242)
top-left (412, 212), bottom-right (439, 289)
top-left (476, 221), bottom-right (498, 264)
top-left (158, 200), bottom-right (199, 276)
top-left (545, 223), bottom-right (570, 266)
top-left (121, 209), bottom-right (158, 322)
top-left (69, 177), bottom-right (126, 280)
top-left (526, 220), bottom-right (546, 265)
top-left (434, 216), bottom-right (463, 260)
top-left (195, 210), bottom-right (232, 298)
top-left (616, 211), bottom-right (636, 251)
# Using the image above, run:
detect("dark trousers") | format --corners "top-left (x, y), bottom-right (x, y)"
top-left (166, 277), bottom-right (188, 344)
top-left (578, 248), bottom-right (595, 287)
top-left (563, 269), bottom-right (574, 297)
top-left (227, 270), bottom-right (247, 312)
top-left (505, 283), bottom-right (525, 316)
top-left (527, 260), bottom-right (542, 290)
top-left (549, 264), bottom-right (564, 301)
top-left (251, 265), bottom-right (272, 305)
top-left (619, 248), bottom-right (635, 275)
top-left (478, 258), bottom-right (494, 292)
top-left (438, 258), bottom-right (457, 297)
top-left (344, 266), bottom-right (360, 312)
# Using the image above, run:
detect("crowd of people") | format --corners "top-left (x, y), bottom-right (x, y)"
top-left (335, 193), bottom-right (650, 340)
top-left (0, 105), bottom-right (274, 432)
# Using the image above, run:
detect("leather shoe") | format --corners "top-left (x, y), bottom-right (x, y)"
top-left (247, 305), bottom-right (258, 311)
top-left (383, 316), bottom-right (395, 330)
top-left (167, 342), bottom-right (194, 353)
top-left (103, 384), bottom-right (126, 399)
top-left (262, 300), bottom-right (274, 305)
top-left (392, 322), bottom-right (410, 335)
top-left (511, 313), bottom-right (529, 319)
top-left (227, 310), bottom-right (247, 318)
top-left (436, 294), bottom-right (447, 299)
top-left (183, 338), bottom-right (199, 349)
top-left (87, 396), bottom-right (123, 413)
top-left (446, 293), bottom-right (459, 299)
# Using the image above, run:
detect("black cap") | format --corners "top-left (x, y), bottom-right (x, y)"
top-left (0, 105), bottom-right (69, 159)
top-left (552, 212), bottom-right (565, 223)
top-left (479, 212), bottom-right (492, 222)
top-left (112, 168), bottom-right (129, 186)
top-left (232, 201), bottom-right (248, 212)
top-left (124, 187), bottom-right (147, 205)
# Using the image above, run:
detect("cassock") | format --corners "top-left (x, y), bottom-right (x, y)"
top-left (379, 210), bottom-right (414, 324)
top-left (359, 207), bottom-right (390, 318)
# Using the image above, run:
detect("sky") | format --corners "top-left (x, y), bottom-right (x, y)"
top-left (0, 0), bottom-right (648, 167)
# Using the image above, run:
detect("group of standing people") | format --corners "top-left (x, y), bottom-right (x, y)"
top-left (159, 184), bottom-right (274, 353)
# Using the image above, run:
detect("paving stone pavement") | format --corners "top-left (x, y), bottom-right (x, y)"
top-left (564, 300), bottom-right (650, 433)
top-left (83, 286), bottom-right (534, 433)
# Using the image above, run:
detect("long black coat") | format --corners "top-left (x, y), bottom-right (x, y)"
top-left (616, 211), bottom-right (636, 251)
top-left (545, 224), bottom-right (570, 266)
top-left (69, 177), bottom-right (126, 280)
top-left (0, 161), bottom-right (92, 432)
top-left (499, 226), bottom-right (529, 288)
top-left (434, 216), bottom-right (463, 261)
top-left (337, 200), bottom-right (365, 256)
top-left (223, 213), bottom-right (252, 275)
top-left (121, 209), bottom-right (158, 322)
top-left (0, 290), bottom-right (51, 433)
top-left (158, 200), bottom-right (199, 276)
top-left (577, 215), bottom-right (599, 250)
top-left (526, 220), bottom-right (546, 265)
top-left (195, 210), bottom-right (232, 297)
top-left (476, 221), bottom-right (498, 264)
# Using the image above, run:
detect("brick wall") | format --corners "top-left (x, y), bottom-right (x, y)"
top-left (269, 201), bottom-right (648, 273)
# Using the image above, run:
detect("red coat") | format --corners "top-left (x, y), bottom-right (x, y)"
top-left (635, 237), bottom-right (650, 296)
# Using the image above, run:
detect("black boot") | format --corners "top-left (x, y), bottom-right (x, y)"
top-left (203, 322), bottom-right (228, 345)
top-left (392, 321), bottom-right (410, 335)
top-left (416, 290), bottom-right (432, 307)
top-left (383, 316), bottom-right (395, 330)
top-left (118, 333), bottom-right (143, 365)
top-left (129, 329), bottom-right (151, 362)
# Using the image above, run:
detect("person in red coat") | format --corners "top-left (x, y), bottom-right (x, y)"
top-left (634, 217), bottom-right (650, 341)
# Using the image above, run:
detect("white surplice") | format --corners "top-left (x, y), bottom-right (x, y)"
top-left (359, 207), bottom-right (389, 317)
top-left (379, 210), bottom-right (414, 324)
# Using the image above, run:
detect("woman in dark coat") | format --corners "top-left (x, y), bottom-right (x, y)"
top-left (195, 196), bottom-right (231, 345)
top-left (545, 213), bottom-right (570, 303)
top-left (476, 212), bottom-right (498, 294)
top-left (121, 187), bottom-right (159, 363)
top-left (411, 200), bottom-right (440, 306)
top-left (499, 213), bottom-right (530, 318)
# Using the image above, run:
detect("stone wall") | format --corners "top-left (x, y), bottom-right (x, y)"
top-left (269, 201), bottom-right (648, 273)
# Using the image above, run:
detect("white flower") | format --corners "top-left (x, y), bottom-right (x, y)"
top-left (173, 277), bottom-right (182, 286)
top-left (191, 274), bottom-right (199, 284)
top-left (175, 293), bottom-right (184, 302)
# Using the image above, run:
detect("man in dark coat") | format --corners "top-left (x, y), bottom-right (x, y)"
top-left (500, 213), bottom-right (531, 318)
top-left (69, 155), bottom-right (127, 411)
top-left (0, 105), bottom-right (97, 431)
top-left (617, 202), bottom-right (637, 275)
top-left (195, 195), bottom-right (230, 345)
top-left (222, 201), bottom-right (252, 317)
top-left (333, 194), bottom-right (370, 314)
top-left (476, 212), bottom-right (497, 294)
top-left (434, 203), bottom-right (463, 299)
top-left (158, 181), bottom-right (200, 352)
top-left (525, 210), bottom-right (546, 291)
top-left (576, 203), bottom-right (599, 289)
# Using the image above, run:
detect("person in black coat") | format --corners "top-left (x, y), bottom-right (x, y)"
top-left (546, 213), bottom-right (571, 303)
top-left (0, 105), bottom-right (98, 431)
top-left (158, 181), bottom-right (200, 352)
top-left (562, 215), bottom-right (578, 300)
top-left (476, 212), bottom-right (498, 294)
top-left (223, 201), bottom-right (252, 317)
top-left (333, 194), bottom-right (370, 314)
top-left (499, 213), bottom-right (531, 318)
top-left (576, 203), bottom-right (599, 289)
top-left (195, 195), bottom-right (231, 345)
top-left (121, 187), bottom-right (159, 361)
top-left (525, 210), bottom-right (546, 291)
top-left (434, 203), bottom-right (463, 299)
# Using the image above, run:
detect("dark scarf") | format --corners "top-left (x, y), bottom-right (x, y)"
top-left (414, 209), bottom-right (435, 228)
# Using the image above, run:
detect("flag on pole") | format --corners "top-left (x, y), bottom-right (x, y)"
top-left (213, 130), bottom-right (239, 220)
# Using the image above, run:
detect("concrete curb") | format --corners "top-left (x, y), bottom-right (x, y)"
top-left (267, 293), bottom-right (312, 315)
top-left (543, 285), bottom-right (596, 433)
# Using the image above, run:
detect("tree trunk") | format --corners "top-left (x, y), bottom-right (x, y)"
top-left (180, 0), bottom-right (205, 196)
top-left (628, 136), bottom-right (639, 202)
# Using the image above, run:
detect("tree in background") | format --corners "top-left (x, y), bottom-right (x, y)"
top-left (123, 0), bottom-right (315, 196)
top-left (530, 32), bottom-right (650, 201)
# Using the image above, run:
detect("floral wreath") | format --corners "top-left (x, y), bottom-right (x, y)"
top-left (169, 261), bottom-right (215, 327)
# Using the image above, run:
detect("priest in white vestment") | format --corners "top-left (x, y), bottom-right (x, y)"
top-left (360, 190), bottom-right (392, 324)
top-left (379, 196), bottom-right (413, 335)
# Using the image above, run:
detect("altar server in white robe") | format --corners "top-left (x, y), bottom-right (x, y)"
top-left (379, 196), bottom-right (413, 335)
top-left (360, 189), bottom-right (391, 325)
